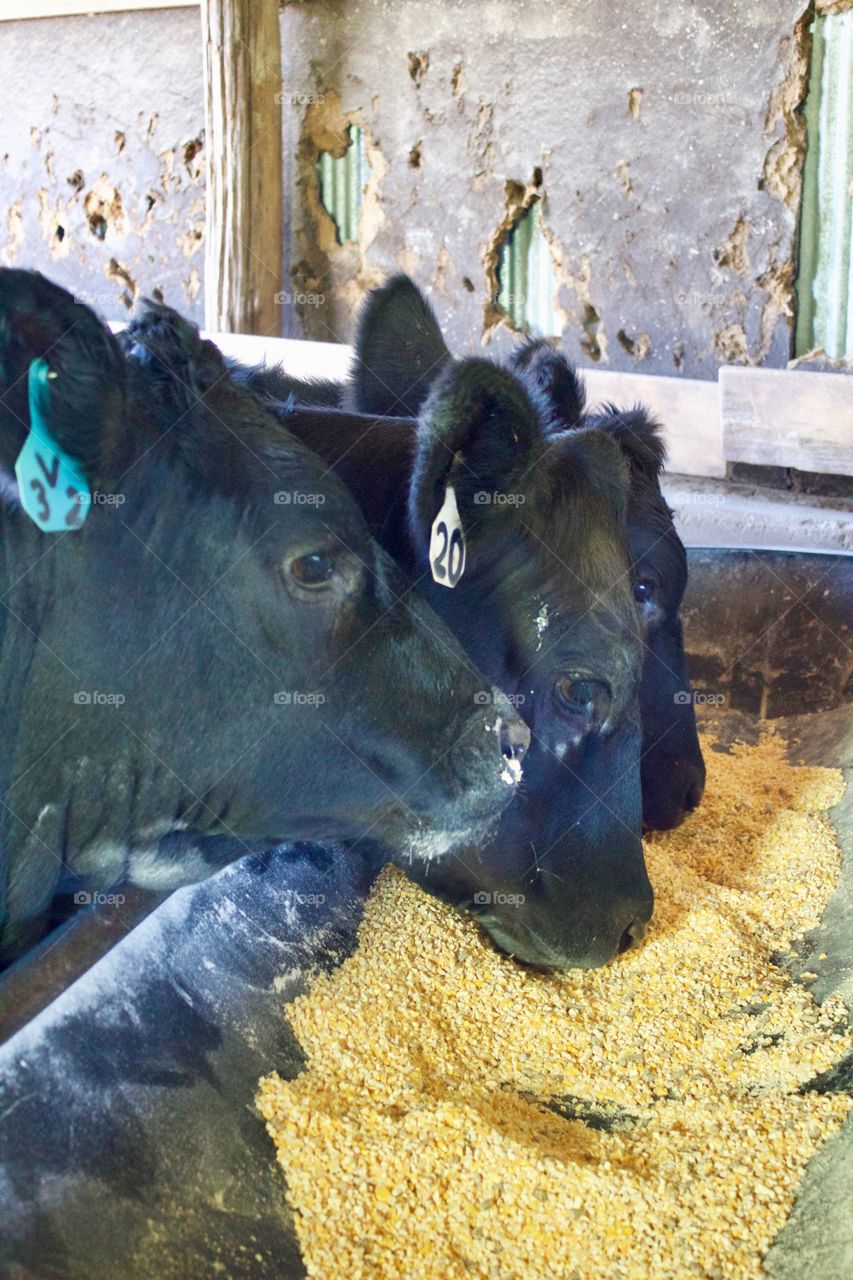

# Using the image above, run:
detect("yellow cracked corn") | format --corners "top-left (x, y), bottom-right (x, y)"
top-left (258, 734), bottom-right (851, 1279)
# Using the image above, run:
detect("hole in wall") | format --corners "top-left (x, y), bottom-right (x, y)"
top-left (316, 123), bottom-right (367, 245)
top-left (495, 197), bottom-right (559, 337)
top-left (581, 302), bottom-right (603, 362)
top-left (408, 51), bottom-right (429, 87)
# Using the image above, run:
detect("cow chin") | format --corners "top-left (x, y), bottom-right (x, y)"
top-left (475, 914), bottom-right (630, 972)
top-left (395, 821), bottom-right (490, 868)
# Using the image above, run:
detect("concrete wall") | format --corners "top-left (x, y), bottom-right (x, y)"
top-left (0, 1), bottom-right (811, 379)
top-left (0, 8), bottom-right (205, 323)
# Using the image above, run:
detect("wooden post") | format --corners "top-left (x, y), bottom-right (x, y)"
top-left (201, 0), bottom-right (283, 335)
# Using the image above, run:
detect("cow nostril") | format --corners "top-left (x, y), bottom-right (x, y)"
top-left (684, 779), bottom-right (704, 812)
top-left (499, 716), bottom-right (531, 763)
top-left (618, 919), bottom-right (647, 954)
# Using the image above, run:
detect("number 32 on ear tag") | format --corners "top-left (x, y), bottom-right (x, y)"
top-left (429, 484), bottom-right (466, 588)
top-left (15, 359), bottom-right (91, 533)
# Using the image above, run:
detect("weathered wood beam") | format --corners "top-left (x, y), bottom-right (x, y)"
top-left (201, 0), bottom-right (283, 334)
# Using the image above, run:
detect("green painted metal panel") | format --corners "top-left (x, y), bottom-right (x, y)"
top-left (796, 11), bottom-right (853, 358)
top-left (316, 124), bottom-right (367, 245)
top-left (497, 200), bottom-right (559, 337)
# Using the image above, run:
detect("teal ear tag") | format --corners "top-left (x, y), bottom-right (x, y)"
top-left (15, 359), bottom-right (91, 532)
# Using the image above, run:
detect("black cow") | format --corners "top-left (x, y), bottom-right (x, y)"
top-left (509, 338), bottom-right (705, 829)
top-left (240, 274), bottom-right (705, 830)
top-left (0, 270), bottom-right (527, 966)
top-left (227, 309), bottom-right (654, 969)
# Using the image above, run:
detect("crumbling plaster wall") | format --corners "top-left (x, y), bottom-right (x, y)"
top-left (281, 0), bottom-right (812, 378)
top-left (0, 1), bottom-right (812, 379)
top-left (0, 8), bottom-right (205, 324)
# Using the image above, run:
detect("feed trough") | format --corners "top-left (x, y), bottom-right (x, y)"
top-left (0, 548), bottom-right (850, 1280)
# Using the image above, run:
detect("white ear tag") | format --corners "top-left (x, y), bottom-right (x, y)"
top-left (429, 484), bottom-right (466, 588)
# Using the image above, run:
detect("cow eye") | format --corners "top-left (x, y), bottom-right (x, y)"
top-left (288, 551), bottom-right (335, 589)
top-left (555, 675), bottom-right (611, 729)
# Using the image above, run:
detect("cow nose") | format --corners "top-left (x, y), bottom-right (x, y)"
top-left (684, 777), bottom-right (704, 812)
top-left (499, 716), bottom-right (531, 763)
top-left (618, 919), bottom-right (647, 954)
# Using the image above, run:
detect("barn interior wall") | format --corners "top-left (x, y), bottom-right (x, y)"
top-left (0, 0), bottom-right (811, 381)
top-left (0, 8), bottom-right (206, 323)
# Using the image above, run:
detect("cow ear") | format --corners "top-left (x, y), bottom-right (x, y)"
top-left (509, 339), bottom-right (587, 430)
top-left (0, 268), bottom-right (125, 490)
top-left (408, 358), bottom-right (547, 558)
top-left (595, 405), bottom-right (666, 482)
top-left (121, 300), bottom-right (226, 410)
top-left (347, 274), bottom-right (452, 417)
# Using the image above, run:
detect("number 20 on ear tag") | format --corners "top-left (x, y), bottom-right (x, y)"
top-left (429, 484), bottom-right (466, 588)
top-left (15, 360), bottom-right (91, 533)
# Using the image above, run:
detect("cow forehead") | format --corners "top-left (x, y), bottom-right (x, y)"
top-left (130, 398), bottom-right (374, 559)
top-left (477, 511), bottom-right (635, 620)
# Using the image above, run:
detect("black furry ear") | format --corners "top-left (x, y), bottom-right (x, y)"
top-left (408, 357), bottom-right (547, 549)
top-left (590, 405), bottom-right (667, 481)
top-left (0, 268), bottom-right (125, 481)
top-left (121, 300), bottom-right (227, 413)
top-left (510, 339), bottom-right (587, 429)
top-left (348, 274), bottom-right (451, 417)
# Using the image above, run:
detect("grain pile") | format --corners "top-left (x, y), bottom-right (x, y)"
top-left (258, 735), bottom-right (851, 1279)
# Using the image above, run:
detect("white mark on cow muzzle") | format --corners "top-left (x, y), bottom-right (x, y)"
top-left (535, 603), bottom-right (550, 650)
top-left (500, 756), bottom-right (523, 786)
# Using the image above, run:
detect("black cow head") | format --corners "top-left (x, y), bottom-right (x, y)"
top-left (508, 339), bottom-right (706, 829)
top-left (348, 275), bottom-right (704, 831)
top-left (0, 270), bottom-right (525, 964)
top-left (403, 358), bottom-right (652, 967)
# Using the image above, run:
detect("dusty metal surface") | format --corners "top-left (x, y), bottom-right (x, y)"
top-left (795, 8), bottom-right (853, 361)
top-left (0, 8), bottom-right (205, 323)
top-left (664, 474), bottom-right (853, 554)
top-left (0, 843), bottom-right (378, 1280)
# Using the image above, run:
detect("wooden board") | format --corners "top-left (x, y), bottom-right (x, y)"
top-left (583, 368), bottom-right (724, 479)
top-left (722, 365), bottom-right (853, 476)
top-left (207, 330), bottom-right (354, 384)
top-left (201, 0), bottom-right (282, 335)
